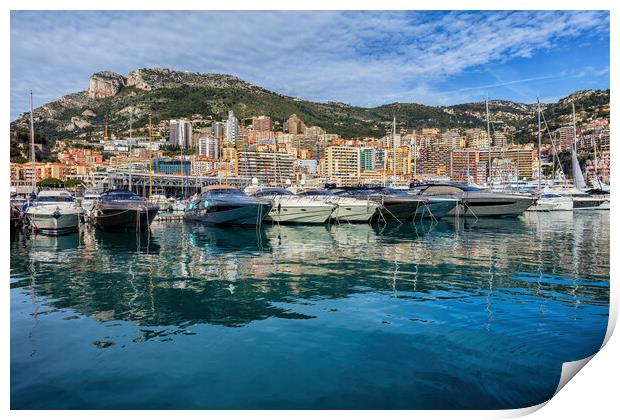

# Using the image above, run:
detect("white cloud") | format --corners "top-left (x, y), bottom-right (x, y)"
top-left (10, 10), bottom-right (610, 119)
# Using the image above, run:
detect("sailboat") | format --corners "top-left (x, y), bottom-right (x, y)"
top-left (527, 97), bottom-right (573, 212)
top-left (567, 103), bottom-right (608, 210)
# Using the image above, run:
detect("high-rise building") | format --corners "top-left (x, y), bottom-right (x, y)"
top-left (553, 126), bottom-right (576, 151)
top-left (360, 147), bottom-right (376, 171)
top-left (198, 136), bottom-right (220, 160)
top-left (465, 128), bottom-right (489, 149)
top-left (169, 119), bottom-right (192, 148)
top-left (225, 110), bottom-right (239, 146)
top-left (252, 115), bottom-right (273, 132)
top-left (320, 145), bottom-right (360, 186)
top-left (441, 130), bottom-right (466, 149)
top-left (286, 114), bottom-right (306, 135)
top-left (385, 146), bottom-right (412, 177)
top-left (450, 146), bottom-right (535, 183)
top-left (237, 151), bottom-right (295, 185)
top-left (211, 122), bottom-right (225, 140)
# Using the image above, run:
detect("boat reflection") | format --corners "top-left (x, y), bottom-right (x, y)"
top-left (9, 214), bottom-right (609, 335)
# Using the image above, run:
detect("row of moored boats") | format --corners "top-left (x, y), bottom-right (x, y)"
top-left (10, 182), bottom-right (609, 235)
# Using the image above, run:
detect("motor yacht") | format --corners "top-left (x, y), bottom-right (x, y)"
top-left (295, 189), bottom-right (379, 223)
top-left (80, 189), bottom-right (101, 220)
top-left (149, 194), bottom-right (172, 212)
top-left (542, 186), bottom-right (609, 210)
top-left (91, 190), bottom-right (159, 230)
top-left (24, 190), bottom-right (82, 235)
top-left (526, 191), bottom-right (573, 212)
top-left (185, 185), bottom-right (272, 226)
top-left (416, 184), bottom-right (536, 217)
top-left (249, 187), bottom-right (336, 224)
top-left (335, 187), bottom-right (428, 222)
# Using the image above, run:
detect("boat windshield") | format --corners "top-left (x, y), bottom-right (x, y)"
top-left (34, 196), bottom-right (74, 203)
top-left (299, 190), bottom-right (333, 196)
top-left (255, 188), bottom-right (293, 197)
top-left (204, 189), bottom-right (244, 197)
top-left (459, 185), bottom-right (482, 191)
top-left (378, 188), bottom-right (408, 196)
top-left (102, 191), bottom-right (143, 201)
top-left (335, 189), bottom-right (372, 196)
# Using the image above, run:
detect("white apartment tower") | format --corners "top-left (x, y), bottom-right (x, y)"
top-left (226, 110), bottom-right (239, 146)
top-left (169, 119), bottom-right (193, 148)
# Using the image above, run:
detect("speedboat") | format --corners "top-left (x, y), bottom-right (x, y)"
top-left (80, 189), bottom-right (101, 220)
top-left (415, 183), bottom-right (536, 217)
top-left (543, 186), bottom-right (609, 210)
top-left (572, 193), bottom-right (609, 210)
top-left (526, 192), bottom-right (573, 212)
top-left (185, 185), bottom-right (272, 225)
top-left (295, 189), bottom-right (379, 223)
top-left (335, 187), bottom-right (427, 222)
top-left (149, 194), bottom-right (172, 212)
top-left (91, 189), bottom-right (159, 230)
top-left (249, 187), bottom-right (336, 224)
top-left (410, 195), bottom-right (459, 219)
top-left (24, 190), bottom-right (82, 235)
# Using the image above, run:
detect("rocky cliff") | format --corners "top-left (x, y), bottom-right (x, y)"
top-left (87, 71), bottom-right (127, 99)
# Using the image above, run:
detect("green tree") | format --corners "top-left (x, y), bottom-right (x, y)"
top-left (37, 177), bottom-right (64, 187)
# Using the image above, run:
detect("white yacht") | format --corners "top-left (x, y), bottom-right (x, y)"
top-left (249, 187), bottom-right (336, 224)
top-left (149, 194), bottom-right (172, 212)
top-left (24, 190), bottom-right (82, 235)
top-left (80, 189), bottom-right (101, 219)
top-left (416, 184), bottom-right (536, 217)
top-left (527, 192), bottom-right (573, 212)
top-left (294, 189), bottom-right (379, 223)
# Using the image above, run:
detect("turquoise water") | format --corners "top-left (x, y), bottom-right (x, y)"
top-left (10, 212), bottom-right (609, 409)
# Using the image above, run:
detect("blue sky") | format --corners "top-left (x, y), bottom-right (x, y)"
top-left (10, 10), bottom-right (610, 120)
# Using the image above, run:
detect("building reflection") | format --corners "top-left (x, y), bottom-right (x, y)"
top-left (10, 213), bottom-right (610, 333)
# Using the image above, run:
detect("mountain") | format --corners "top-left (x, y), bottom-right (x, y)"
top-left (11, 67), bottom-right (610, 149)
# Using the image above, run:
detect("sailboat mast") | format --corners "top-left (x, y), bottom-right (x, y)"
top-left (128, 111), bottom-right (133, 192)
top-left (572, 102), bottom-right (578, 153)
top-left (537, 97), bottom-right (541, 191)
top-left (29, 90), bottom-right (36, 193)
top-left (148, 115), bottom-right (153, 198)
top-left (392, 116), bottom-right (396, 181)
top-left (486, 96), bottom-right (491, 186)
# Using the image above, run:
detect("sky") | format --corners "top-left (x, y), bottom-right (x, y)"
top-left (10, 10), bottom-right (610, 120)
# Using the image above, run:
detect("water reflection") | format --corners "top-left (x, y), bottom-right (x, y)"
top-left (10, 212), bottom-right (610, 409)
top-left (10, 213), bottom-right (609, 330)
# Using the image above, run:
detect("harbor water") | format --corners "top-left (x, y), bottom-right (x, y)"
top-left (10, 212), bottom-right (610, 409)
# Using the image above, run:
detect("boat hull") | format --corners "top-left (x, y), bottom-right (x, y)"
top-left (331, 203), bottom-right (378, 222)
top-left (413, 198), bottom-right (458, 219)
top-left (376, 199), bottom-right (425, 221)
top-left (527, 196), bottom-right (573, 212)
top-left (573, 196), bottom-right (609, 210)
top-left (449, 196), bottom-right (535, 217)
top-left (265, 203), bottom-right (334, 224)
top-left (26, 211), bottom-right (80, 235)
top-left (185, 202), bottom-right (272, 226)
top-left (93, 207), bottom-right (158, 230)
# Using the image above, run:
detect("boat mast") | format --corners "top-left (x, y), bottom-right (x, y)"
top-left (413, 133), bottom-right (417, 181)
top-left (128, 110), bottom-right (133, 192)
top-left (592, 133), bottom-right (599, 188)
top-left (148, 115), bottom-right (153, 198)
top-left (537, 97), bottom-right (541, 191)
top-left (570, 102), bottom-right (587, 191)
top-left (392, 116), bottom-right (397, 182)
top-left (29, 90), bottom-right (37, 193)
top-left (485, 95), bottom-right (492, 186)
